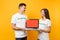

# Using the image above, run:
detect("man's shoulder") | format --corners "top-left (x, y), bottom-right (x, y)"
top-left (23, 14), bottom-right (27, 18)
top-left (12, 13), bottom-right (19, 17)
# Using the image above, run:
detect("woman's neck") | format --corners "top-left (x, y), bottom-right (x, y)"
top-left (42, 16), bottom-right (46, 20)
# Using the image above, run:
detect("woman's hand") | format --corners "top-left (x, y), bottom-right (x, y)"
top-left (40, 27), bottom-right (51, 33)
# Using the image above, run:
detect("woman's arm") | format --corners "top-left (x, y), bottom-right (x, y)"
top-left (40, 26), bottom-right (51, 33)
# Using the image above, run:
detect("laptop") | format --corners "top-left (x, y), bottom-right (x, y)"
top-left (25, 19), bottom-right (39, 30)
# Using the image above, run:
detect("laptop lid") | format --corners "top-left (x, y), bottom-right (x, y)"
top-left (26, 19), bottom-right (39, 28)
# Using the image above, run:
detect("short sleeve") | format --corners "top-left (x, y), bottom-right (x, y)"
top-left (11, 15), bottom-right (17, 24)
top-left (47, 20), bottom-right (51, 27)
top-left (25, 15), bottom-right (27, 18)
top-left (39, 20), bottom-right (42, 29)
top-left (25, 15), bottom-right (28, 20)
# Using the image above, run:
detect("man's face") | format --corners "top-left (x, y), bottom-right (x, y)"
top-left (19, 6), bottom-right (26, 12)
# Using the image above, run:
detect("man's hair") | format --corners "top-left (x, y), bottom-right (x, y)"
top-left (18, 3), bottom-right (26, 8)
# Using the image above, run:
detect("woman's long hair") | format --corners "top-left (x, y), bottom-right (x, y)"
top-left (41, 8), bottom-right (50, 20)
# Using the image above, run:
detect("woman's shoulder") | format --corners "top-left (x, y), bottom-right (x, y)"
top-left (39, 19), bottom-right (51, 22)
top-left (39, 19), bottom-right (42, 21)
top-left (46, 19), bottom-right (51, 21)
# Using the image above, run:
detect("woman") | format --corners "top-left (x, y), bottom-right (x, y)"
top-left (38, 8), bottom-right (51, 40)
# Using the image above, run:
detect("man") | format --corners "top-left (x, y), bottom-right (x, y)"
top-left (11, 3), bottom-right (27, 40)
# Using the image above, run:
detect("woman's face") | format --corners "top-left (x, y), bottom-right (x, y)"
top-left (40, 10), bottom-right (45, 17)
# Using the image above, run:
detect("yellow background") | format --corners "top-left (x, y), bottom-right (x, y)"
top-left (0, 0), bottom-right (60, 40)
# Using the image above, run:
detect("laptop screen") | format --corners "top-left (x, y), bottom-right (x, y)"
top-left (26, 19), bottom-right (39, 28)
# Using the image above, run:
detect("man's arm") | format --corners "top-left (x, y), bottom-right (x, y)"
top-left (12, 23), bottom-right (25, 31)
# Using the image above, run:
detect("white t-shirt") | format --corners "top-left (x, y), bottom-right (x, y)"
top-left (11, 13), bottom-right (27, 38)
top-left (38, 19), bottom-right (51, 40)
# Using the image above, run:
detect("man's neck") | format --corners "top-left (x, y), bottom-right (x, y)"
top-left (18, 11), bottom-right (23, 14)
